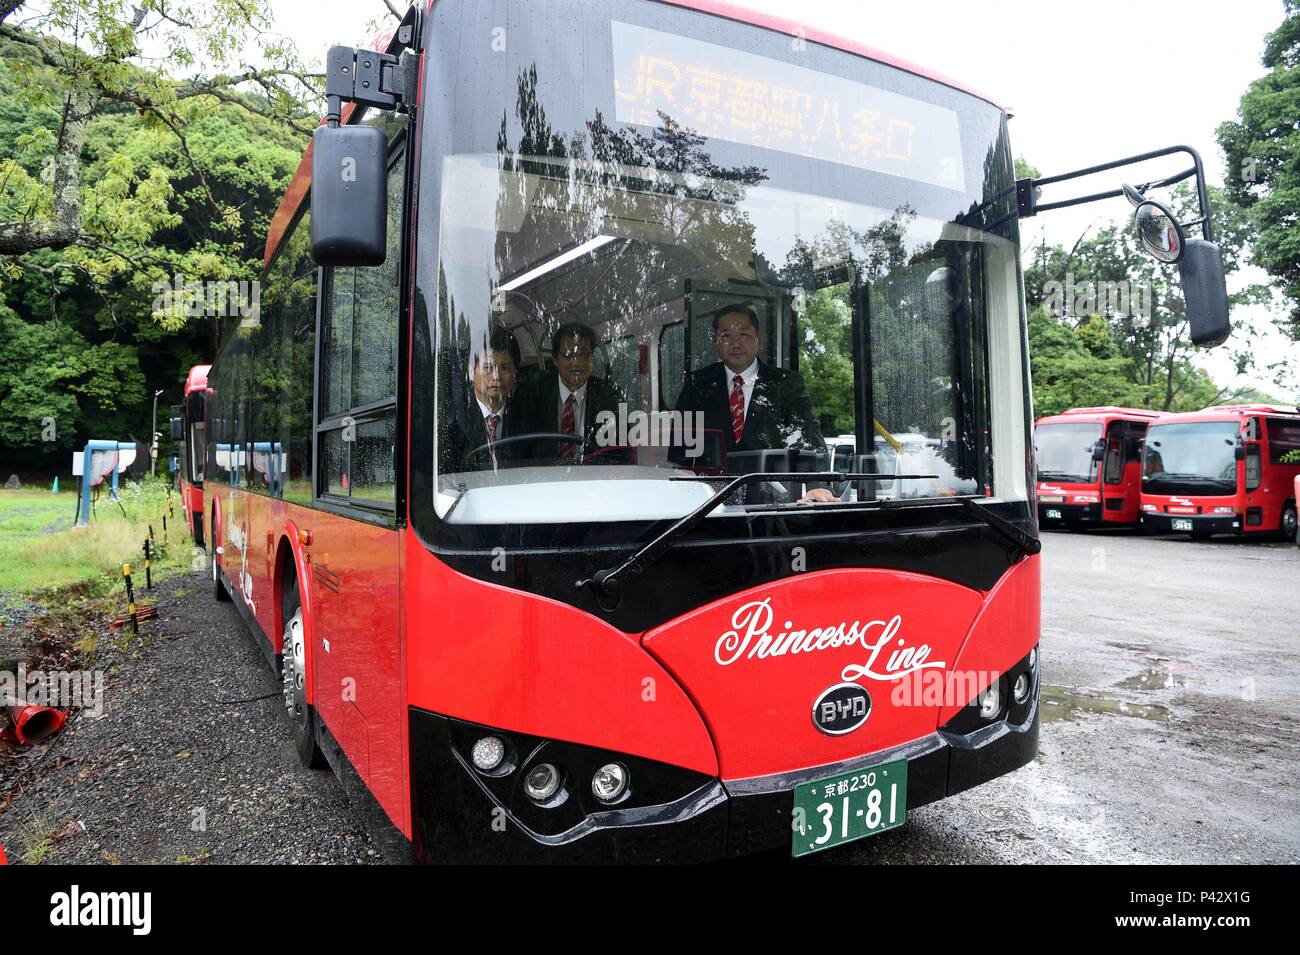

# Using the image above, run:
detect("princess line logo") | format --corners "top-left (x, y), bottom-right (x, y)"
top-left (713, 598), bottom-right (947, 682)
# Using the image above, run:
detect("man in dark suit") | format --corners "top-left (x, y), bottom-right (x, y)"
top-left (674, 305), bottom-right (836, 502)
top-left (443, 326), bottom-right (521, 473)
top-left (518, 322), bottom-right (627, 463)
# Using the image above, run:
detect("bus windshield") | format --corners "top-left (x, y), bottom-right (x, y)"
top-left (1034, 422), bottom-right (1101, 484)
top-left (420, 2), bottom-right (1028, 526)
top-left (1143, 422), bottom-right (1239, 493)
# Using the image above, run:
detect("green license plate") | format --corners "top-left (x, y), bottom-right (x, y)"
top-left (792, 759), bottom-right (907, 857)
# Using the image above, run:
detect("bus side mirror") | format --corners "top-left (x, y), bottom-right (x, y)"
top-left (310, 123), bottom-right (388, 267)
top-left (1092, 441), bottom-right (1106, 462)
top-left (1234, 440), bottom-right (1246, 461)
top-left (1178, 239), bottom-right (1230, 348)
top-left (170, 416), bottom-right (183, 441)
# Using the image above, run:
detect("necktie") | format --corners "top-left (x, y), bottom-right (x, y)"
top-left (561, 393), bottom-right (576, 460)
top-left (487, 414), bottom-right (500, 468)
top-left (730, 374), bottom-right (745, 444)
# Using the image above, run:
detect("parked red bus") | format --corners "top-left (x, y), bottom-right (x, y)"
top-left (1034, 407), bottom-right (1161, 531)
top-left (170, 364), bottom-right (212, 547)
top-left (205, 0), bottom-right (1228, 862)
top-left (1141, 404), bottom-right (1300, 540)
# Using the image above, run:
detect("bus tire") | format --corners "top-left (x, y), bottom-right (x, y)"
top-left (1281, 502), bottom-right (1297, 545)
top-left (211, 537), bottom-right (229, 602)
top-left (282, 583), bottom-right (326, 769)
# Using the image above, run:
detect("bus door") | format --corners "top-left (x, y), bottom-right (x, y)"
top-left (306, 129), bottom-right (407, 823)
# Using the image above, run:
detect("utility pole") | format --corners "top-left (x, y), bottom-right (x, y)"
top-left (150, 389), bottom-right (164, 478)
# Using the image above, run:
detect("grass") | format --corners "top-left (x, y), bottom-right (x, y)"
top-left (0, 481), bottom-right (197, 601)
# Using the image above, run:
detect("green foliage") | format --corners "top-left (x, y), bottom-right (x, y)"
top-left (0, 2), bottom-right (313, 470)
top-left (1218, 0), bottom-right (1300, 338)
top-left (798, 284), bottom-right (854, 435)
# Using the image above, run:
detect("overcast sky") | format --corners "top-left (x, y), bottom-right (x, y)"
top-left (271, 0), bottom-right (1296, 397)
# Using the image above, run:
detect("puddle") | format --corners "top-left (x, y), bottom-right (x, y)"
top-left (1105, 641), bottom-right (1151, 654)
top-left (1041, 684), bottom-right (1171, 723)
top-left (1115, 665), bottom-right (1189, 691)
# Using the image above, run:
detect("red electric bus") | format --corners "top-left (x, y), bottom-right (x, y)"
top-left (1034, 407), bottom-right (1161, 531)
top-left (170, 364), bottom-right (212, 547)
top-left (1141, 404), bottom-right (1300, 540)
top-left (205, 0), bottom-right (1230, 861)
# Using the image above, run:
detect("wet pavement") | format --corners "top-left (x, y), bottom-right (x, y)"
top-left (6, 530), bottom-right (1296, 864)
top-left (812, 530), bottom-right (1300, 864)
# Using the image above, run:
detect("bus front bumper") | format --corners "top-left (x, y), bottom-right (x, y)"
top-left (409, 693), bottom-right (1039, 863)
top-left (1038, 502), bottom-right (1100, 525)
top-left (1142, 513), bottom-right (1242, 536)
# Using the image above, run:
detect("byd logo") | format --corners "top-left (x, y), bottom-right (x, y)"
top-left (812, 683), bottom-right (872, 735)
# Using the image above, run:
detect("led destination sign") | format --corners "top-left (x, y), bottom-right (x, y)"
top-left (612, 21), bottom-right (966, 190)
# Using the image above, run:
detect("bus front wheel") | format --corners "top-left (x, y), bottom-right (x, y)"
top-left (1282, 502), bottom-right (1297, 545)
top-left (282, 585), bottom-right (325, 769)
top-left (210, 537), bottom-right (229, 602)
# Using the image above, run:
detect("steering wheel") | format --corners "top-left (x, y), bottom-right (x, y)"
top-left (467, 432), bottom-right (584, 463)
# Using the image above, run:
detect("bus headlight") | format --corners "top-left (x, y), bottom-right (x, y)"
top-left (471, 736), bottom-right (505, 772)
top-left (1212, 506), bottom-right (1236, 514)
top-left (524, 763), bottom-right (562, 802)
top-left (592, 763), bottom-right (629, 803)
top-left (1013, 673), bottom-right (1030, 704)
top-left (978, 683), bottom-right (1001, 719)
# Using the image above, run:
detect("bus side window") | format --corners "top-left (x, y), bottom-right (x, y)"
top-left (317, 138), bottom-right (406, 513)
top-left (1104, 428), bottom-right (1124, 484)
top-left (658, 321), bottom-right (685, 411)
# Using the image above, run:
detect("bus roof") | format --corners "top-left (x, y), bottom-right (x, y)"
top-left (658, 0), bottom-right (1006, 112)
top-left (264, 0), bottom-right (1007, 267)
top-left (1036, 406), bottom-right (1163, 426)
top-left (1148, 404), bottom-right (1300, 426)
top-left (185, 364), bottom-right (212, 395)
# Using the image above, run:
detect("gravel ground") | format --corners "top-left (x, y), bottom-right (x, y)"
top-left (0, 570), bottom-right (379, 864)
top-left (3, 531), bottom-right (1296, 865)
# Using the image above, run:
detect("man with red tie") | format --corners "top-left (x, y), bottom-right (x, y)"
top-left (444, 325), bottom-right (520, 472)
top-left (674, 304), bottom-right (836, 502)
top-left (518, 322), bottom-right (626, 463)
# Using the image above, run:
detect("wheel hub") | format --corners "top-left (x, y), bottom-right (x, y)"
top-left (282, 609), bottom-right (308, 728)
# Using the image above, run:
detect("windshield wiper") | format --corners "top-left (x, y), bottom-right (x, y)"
top-left (576, 471), bottom-right (936, 600)
top-left (953, 496), bottom-right (1042, 557)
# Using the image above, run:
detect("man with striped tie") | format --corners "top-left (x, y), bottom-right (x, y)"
top-left (673, 304), bottom-right (836, 502)
top-left (518, 322), bottom-right (626, 463)
top-left (445, 325), bottom-right (521, 473)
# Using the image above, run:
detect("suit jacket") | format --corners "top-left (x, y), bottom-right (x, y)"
top-left (517, 371), bottom-right (627, 462)
top-left (443, 400), bottom-right (517, 474)
top-left (673, 361), bottom-right (826, 463)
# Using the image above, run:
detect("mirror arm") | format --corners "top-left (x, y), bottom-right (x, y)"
top-left (322, 4), bottom-right (422, 126)
top-left (1015, 145), bottom-right (1213, 241)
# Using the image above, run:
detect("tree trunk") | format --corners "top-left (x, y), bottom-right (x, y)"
top-left (0, 80), bottom-right (96, 255)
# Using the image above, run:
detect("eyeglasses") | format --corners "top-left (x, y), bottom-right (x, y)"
top-left (558, 348), bottom-right (593, 361)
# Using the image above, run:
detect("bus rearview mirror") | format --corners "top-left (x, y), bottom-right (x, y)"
top-left (310, 124), bottom-right (388, 267)
top-left (170, 416), bottom-right (183, 442)
top-left (1178, 239), bottom-right (1230, 348)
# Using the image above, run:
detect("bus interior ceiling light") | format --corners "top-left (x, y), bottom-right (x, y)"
top-left (497, 236), bottom-right (617, 292)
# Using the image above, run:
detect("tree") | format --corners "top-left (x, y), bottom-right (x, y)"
top-left (0, 0), bottom-right (319, 275)
top-left (0, 1), bottom-right (331, 470)
top-left (1218, 1), bottom-right (1300, 338)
